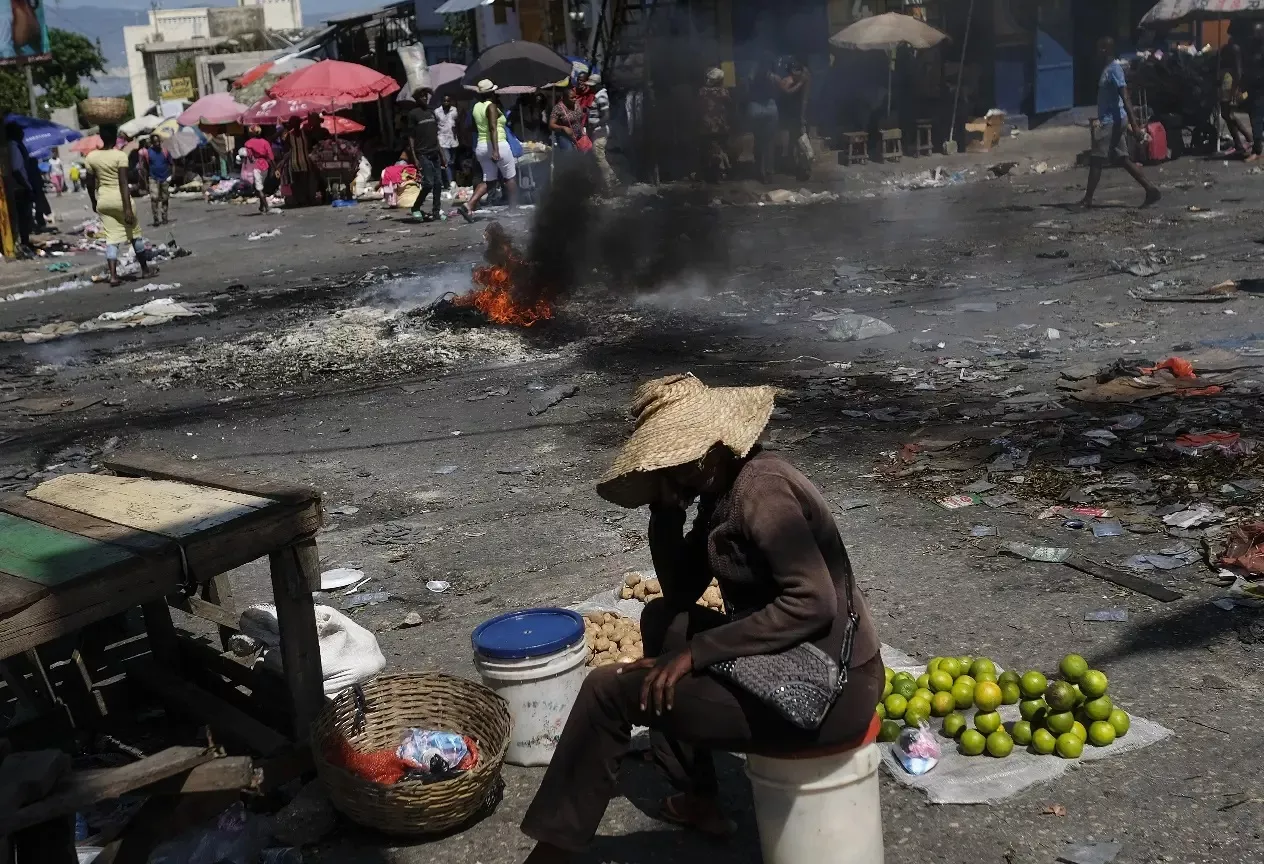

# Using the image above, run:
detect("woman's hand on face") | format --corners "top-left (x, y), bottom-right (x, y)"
top-left (654, 474), bottom-right (691, 511)
top-left (619, 650), bottom-right (693, 715)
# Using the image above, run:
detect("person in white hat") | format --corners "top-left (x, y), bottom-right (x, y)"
top-left (519, 374), bottom-right (883, 862)
top-left (576, 71), bottom-right (615, 191)
top-left (458, 78), bottom-right (518, 221)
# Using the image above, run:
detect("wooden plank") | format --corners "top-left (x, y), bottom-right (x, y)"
top-left (104, 452), bottom-right (320, 505)
top-left (141, 601), bottom-right (180, 663)
top-left (0, 495), bottom-right (172, 555)
top-left (171, 594), bottom-right (241, 633)
top-left (0, 502), bottom-right (320, 662)
top-left (0, 747), bottom-right (215, 836)
top-left (27, 474), bottom-right (275, 539)
top-left (1064, 557), bottom-right (1185, 603)
top-left (139, 756), bottom-right (256, 796)
top-left (0, 512), bottom-right (134, 588)
top-left (126, 657), bottom-right (290, 756)
top-left (202, 574), bottom-right (236, 649)
top-left (0, 571), bottom-right (46, 618)
top-left (268, 540), bottom-right (325, 743)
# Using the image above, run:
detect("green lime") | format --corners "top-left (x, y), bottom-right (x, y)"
top-left (959, 728), bottom-right (986, 756)
top-left (930, 691), bottom-right (955, 717)
top-left (1088, 720), bottom-right (1116, 747)
top-left (927, 657), bottom-right (942, 674)
top-left (1045, 681), bottom-right (1078, 712)
top-left (1108, 707), bottom-right (1130, 738)
top-left (916, 672), bottom-right (931, 690)
top-left (892, 678), bottom-right (917, 700)
top-left (1031, 727), bottom-right (1057, 755)
top-left (1010, 720), bottom-right (1033, 746)
top-left (929, 669), bottom-right (955, 693)
top-left (986, 729), bottom-right (1014, 757)
top-left (942, 711), bottom-right (967, 739)
top-left (1071, 684), bottom-right (1087, 707)
top-left (882, 680), bottom-right (893, 700)
top-left (1000, 681), bottom-right (1022, 705)
top-left (878, 719), bottom-right (902, 742)
top-left (974, 671), bottom-right (997, 684)
top-left (951, 680), bottom-right (975, 710)
top-left (974, 681), bottom-right (1003, 713)
top-left (1080, 669), bottom-right (1108, 699)
top-left (904, 704), bottom-right (930, 728)
top-left (956, 656), bottom-right (974, 671)
top-left (1084, 695), bottom-right (1113, 722)
top-left (969, 657), bottom-right (997, 680)
top-left (875, 702), bottom-right (887, 720)
top-left (1046, 711), bottom-right (1075, 735)
top-left (1059, 654), bottom-right (1088, 684)
top-left (884, 694), bottom-right (907, 719)
top-left (906, 696), bottom-right (931, 718)
top-left (997, 669), bottom-right (1021, 687)
top-left (1019, 698), bottom-right (1047, 721)
top-left (914, 688), bottom-right (934, 705)
top-left (1055, 732), bottom-right (1084, 758)
top-left (939, 657), bottom-right (962, 679)
top-left (974, 711), bottom-right (1001, 735)
top-left (1070, 721), bottom-right (1087, 742)
top-left (885, 667), bottom-right (895, 683)
top-left (955, 674), bottom-right (977, 692)
top-left (1019, 670), bottom-right (1048, 699)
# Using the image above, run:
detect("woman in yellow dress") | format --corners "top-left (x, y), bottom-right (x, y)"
top-left (85, 123), bottom-right (157, 287)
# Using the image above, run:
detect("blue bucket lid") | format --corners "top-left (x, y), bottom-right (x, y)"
top-left (472, 607), bottom-right (585, 660)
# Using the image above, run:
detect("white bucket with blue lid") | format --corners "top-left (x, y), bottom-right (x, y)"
top-left (471, 608), bottom-right (589, 767)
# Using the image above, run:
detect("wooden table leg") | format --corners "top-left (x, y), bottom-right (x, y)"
top-left (200, 574), bottom-right (236, 651)
top-left (267, 539), bottom-right (324, 742)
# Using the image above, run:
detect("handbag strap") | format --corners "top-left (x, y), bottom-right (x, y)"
top-left (835, 557), bottom-right (861, 689)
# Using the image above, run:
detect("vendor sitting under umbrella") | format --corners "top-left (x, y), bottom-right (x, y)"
top-left (520, 373), bottom-right (883, 863)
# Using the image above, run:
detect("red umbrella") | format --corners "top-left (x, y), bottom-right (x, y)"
top-left (241, 97), bottom-right (329, 125)
top-left (267, 59), bottom-right (400, 103)
top-left (321, 115), bottom-right (365, 135)
top-left (234, 56), bottom-right (316, 90)
top-left (69, 135), bottom-right (103, 155)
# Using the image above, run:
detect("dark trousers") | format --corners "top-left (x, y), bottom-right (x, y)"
top-left (520, 599), bottom-right (884, 852)
top-left (11, 187), bottom-right (32, 246)
top-left (412, 154), bottom-right (442, 218)
top-left (1251, 92), bottom-right (1264, 156)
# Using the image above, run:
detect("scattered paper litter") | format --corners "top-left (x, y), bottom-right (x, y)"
top-left (320, 568), bottom-right (365, 591)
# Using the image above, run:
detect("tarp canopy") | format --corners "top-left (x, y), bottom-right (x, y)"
top-left (3, 114), bottom-right (82, 158)
top-left (434, 0), bottom-right (493, 13)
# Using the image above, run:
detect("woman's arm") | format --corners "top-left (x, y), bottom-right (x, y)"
top-left (120, 169), bottom-right (135, 224)
top-left (548, 109), bottom-right (573, 137)
top-left (688, 473), bottom-right (836, 669)
top-left (648, 504), bottom-right (712, 612)
top-left (488, 104), bottom-right (501, 158)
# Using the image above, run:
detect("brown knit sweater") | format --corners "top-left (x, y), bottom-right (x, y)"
top-left (649, 450), bottom-right (881, 672)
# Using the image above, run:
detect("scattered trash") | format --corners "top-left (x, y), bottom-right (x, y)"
top-left (970, 525), bottom-right (998, 537)
top-left (1220, 521), bottom-right (1264, 576)
top-left (344, 591), bottom-right (391, 608)
top-left (425, 580), bottom-right (450, 593)
top-left (982, 494), bottom-right (1019, 508)
top-left (1046, 328), bottom-right (1061, 340)
top-left (272, 780), bottom-right (336, 847)
top-left (433, 465), bottom-right (459, 475)
top-left (1068, 455), bottom-right (1101, 467)
top-left (892, 723), bottom-right (940, 775)
top-left (248, 228), bottom-right (282, 241)
top-left (837, 499), bottom-right (872, 511)
top-left (1110, 253), bottom-right (1168, 277)
top-left (1057, 840), bottom-right (1121, 864)
top-left (939, 494), bottom-right (980, 510)
top-left (1123, 543), bottom-right (1200, 571)
top-left (1001, 542), bottom-right (1072, 563)
top-left (1092, 521), bottom-right (1125, 538)
top-left (1162, 504), bottom-right (1223, 529)
top-left (825, 313), bottom-right (897, 342)
top-left (46, 261), bottom-right (72, 272)
top-left (319, 568), bottom-right (365, 591)
top-left (147, 803), bottom-right (272, 864)
top-left (328, 505), bottom-right (360, 516)
top-left (1168, 431), bottom-right (1255, 456)
top-left (1084, 609), bottom-right (1128, 622)
top-left (528, 383), bottom-right (579, 416)
top-left (133, 282), bottom-right (180, 293)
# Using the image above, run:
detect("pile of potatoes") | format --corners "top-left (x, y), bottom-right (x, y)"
top-left (583, 612), bottom-right (644, 667)
top-left (619, 572), bottom-right (725, 613)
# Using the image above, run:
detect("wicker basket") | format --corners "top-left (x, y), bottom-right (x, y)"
top-left (312, 673), bottom-right (512, 836)
top-left (78, 97), bottom-right (129, 126)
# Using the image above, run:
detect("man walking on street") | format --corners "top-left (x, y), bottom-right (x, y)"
top-left (1244, 23), bottom-right (1264, 164)
top-left (585, 73), bottom-right (615, 192)
top-left (1082, 37), bottom-right (1160, 209)
top-left (140, 134), bottom-right (172, 226)
top-left (407, 87), bottom-right (444, 221)
top-left (435, 93), bottom-right (459, 188)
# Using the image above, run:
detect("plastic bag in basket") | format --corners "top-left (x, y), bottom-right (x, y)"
top-left (326, 735), bottom-right (411, 785)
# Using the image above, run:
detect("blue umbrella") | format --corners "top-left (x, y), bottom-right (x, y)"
top-left (4, 114), bottom-right (82, 159)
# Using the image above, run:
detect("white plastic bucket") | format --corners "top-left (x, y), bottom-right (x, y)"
top-left (473, 637), bottom-right (589, 766)
top-left (746, 742), bottom-right (884, 864)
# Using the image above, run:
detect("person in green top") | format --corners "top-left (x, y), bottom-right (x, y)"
top-left (458, 78), bottom-right (518, 221)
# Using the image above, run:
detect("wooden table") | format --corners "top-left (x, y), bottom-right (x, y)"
top-left (0, 453), bottom-right (325, 747)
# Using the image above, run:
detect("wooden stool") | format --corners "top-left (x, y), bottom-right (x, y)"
top-left (915, 120), bottom-right (933, 157)
top-left (840, 131), bottom-right (868, 166)
top-left (880, 128), bottom-right (902, 162)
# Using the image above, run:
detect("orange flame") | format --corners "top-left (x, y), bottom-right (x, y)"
top-left (453, 263), bottom-right (553, 327)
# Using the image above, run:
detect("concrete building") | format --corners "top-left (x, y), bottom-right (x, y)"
top-left (124, 1), bottom-right (304, 116)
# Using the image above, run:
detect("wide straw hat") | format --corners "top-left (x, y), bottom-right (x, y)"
top-left (705, 67), bottom-right (725, 84)
top-left (475, 78), bottom-right (497, 93)
top-left (596, 374), bottom-right (778, 508)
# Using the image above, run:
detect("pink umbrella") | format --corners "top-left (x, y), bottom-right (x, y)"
top-left (178, 92), bottom-right (248, 127)
top-left (266, 59), bottom-right (399, 103)
top-left (241, 97), bottom-right (329, 125)
top-left (69, 135), bottom-right (103, 155)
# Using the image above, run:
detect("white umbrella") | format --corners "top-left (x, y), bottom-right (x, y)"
top-left (830, 12), bottom-right (949, 51)
top-left (830, 13), bottom-right (950, 115)
top-left (119, 114), bottom-right (162, 138)
top-left (1140, 0), bottom-right (1264, 25)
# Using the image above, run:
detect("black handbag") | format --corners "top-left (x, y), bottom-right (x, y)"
top-left (707, 566), bottom-right (861, 731)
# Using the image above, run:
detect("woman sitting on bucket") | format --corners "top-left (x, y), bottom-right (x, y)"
top-left (521, 373), bottom-right (883, 862)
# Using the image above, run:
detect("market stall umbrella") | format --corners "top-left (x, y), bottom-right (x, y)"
top-left (830, 13), bottom-right (949, 114)
top-left (178, 92), bottom-right (247, 127)
top-left (462, 40), bottom-right (573, 89)
top-left (267, 58), bottom-right (400, 103)
top-left (829, 12), bottom-right (949, 50)
top-left (69, 134), bottom-right (103, 155)
top-left (119, 114), bottom-right (162, 139)
top-left (429, 62), bottom-right (468, 100)
top-left (1140, 0), bottom-right (1264, 25)
top-left (155, 118), bottom-right (209, 159)
top-left (4, 114), bottom-right (82, 157)
top-left (234, 55), bottom-right (315, 90)
top-left (321, 114), bottom-right (365, 135)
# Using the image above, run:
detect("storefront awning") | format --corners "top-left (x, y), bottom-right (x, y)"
top-left (434, 0), bottom-right (494, 14)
